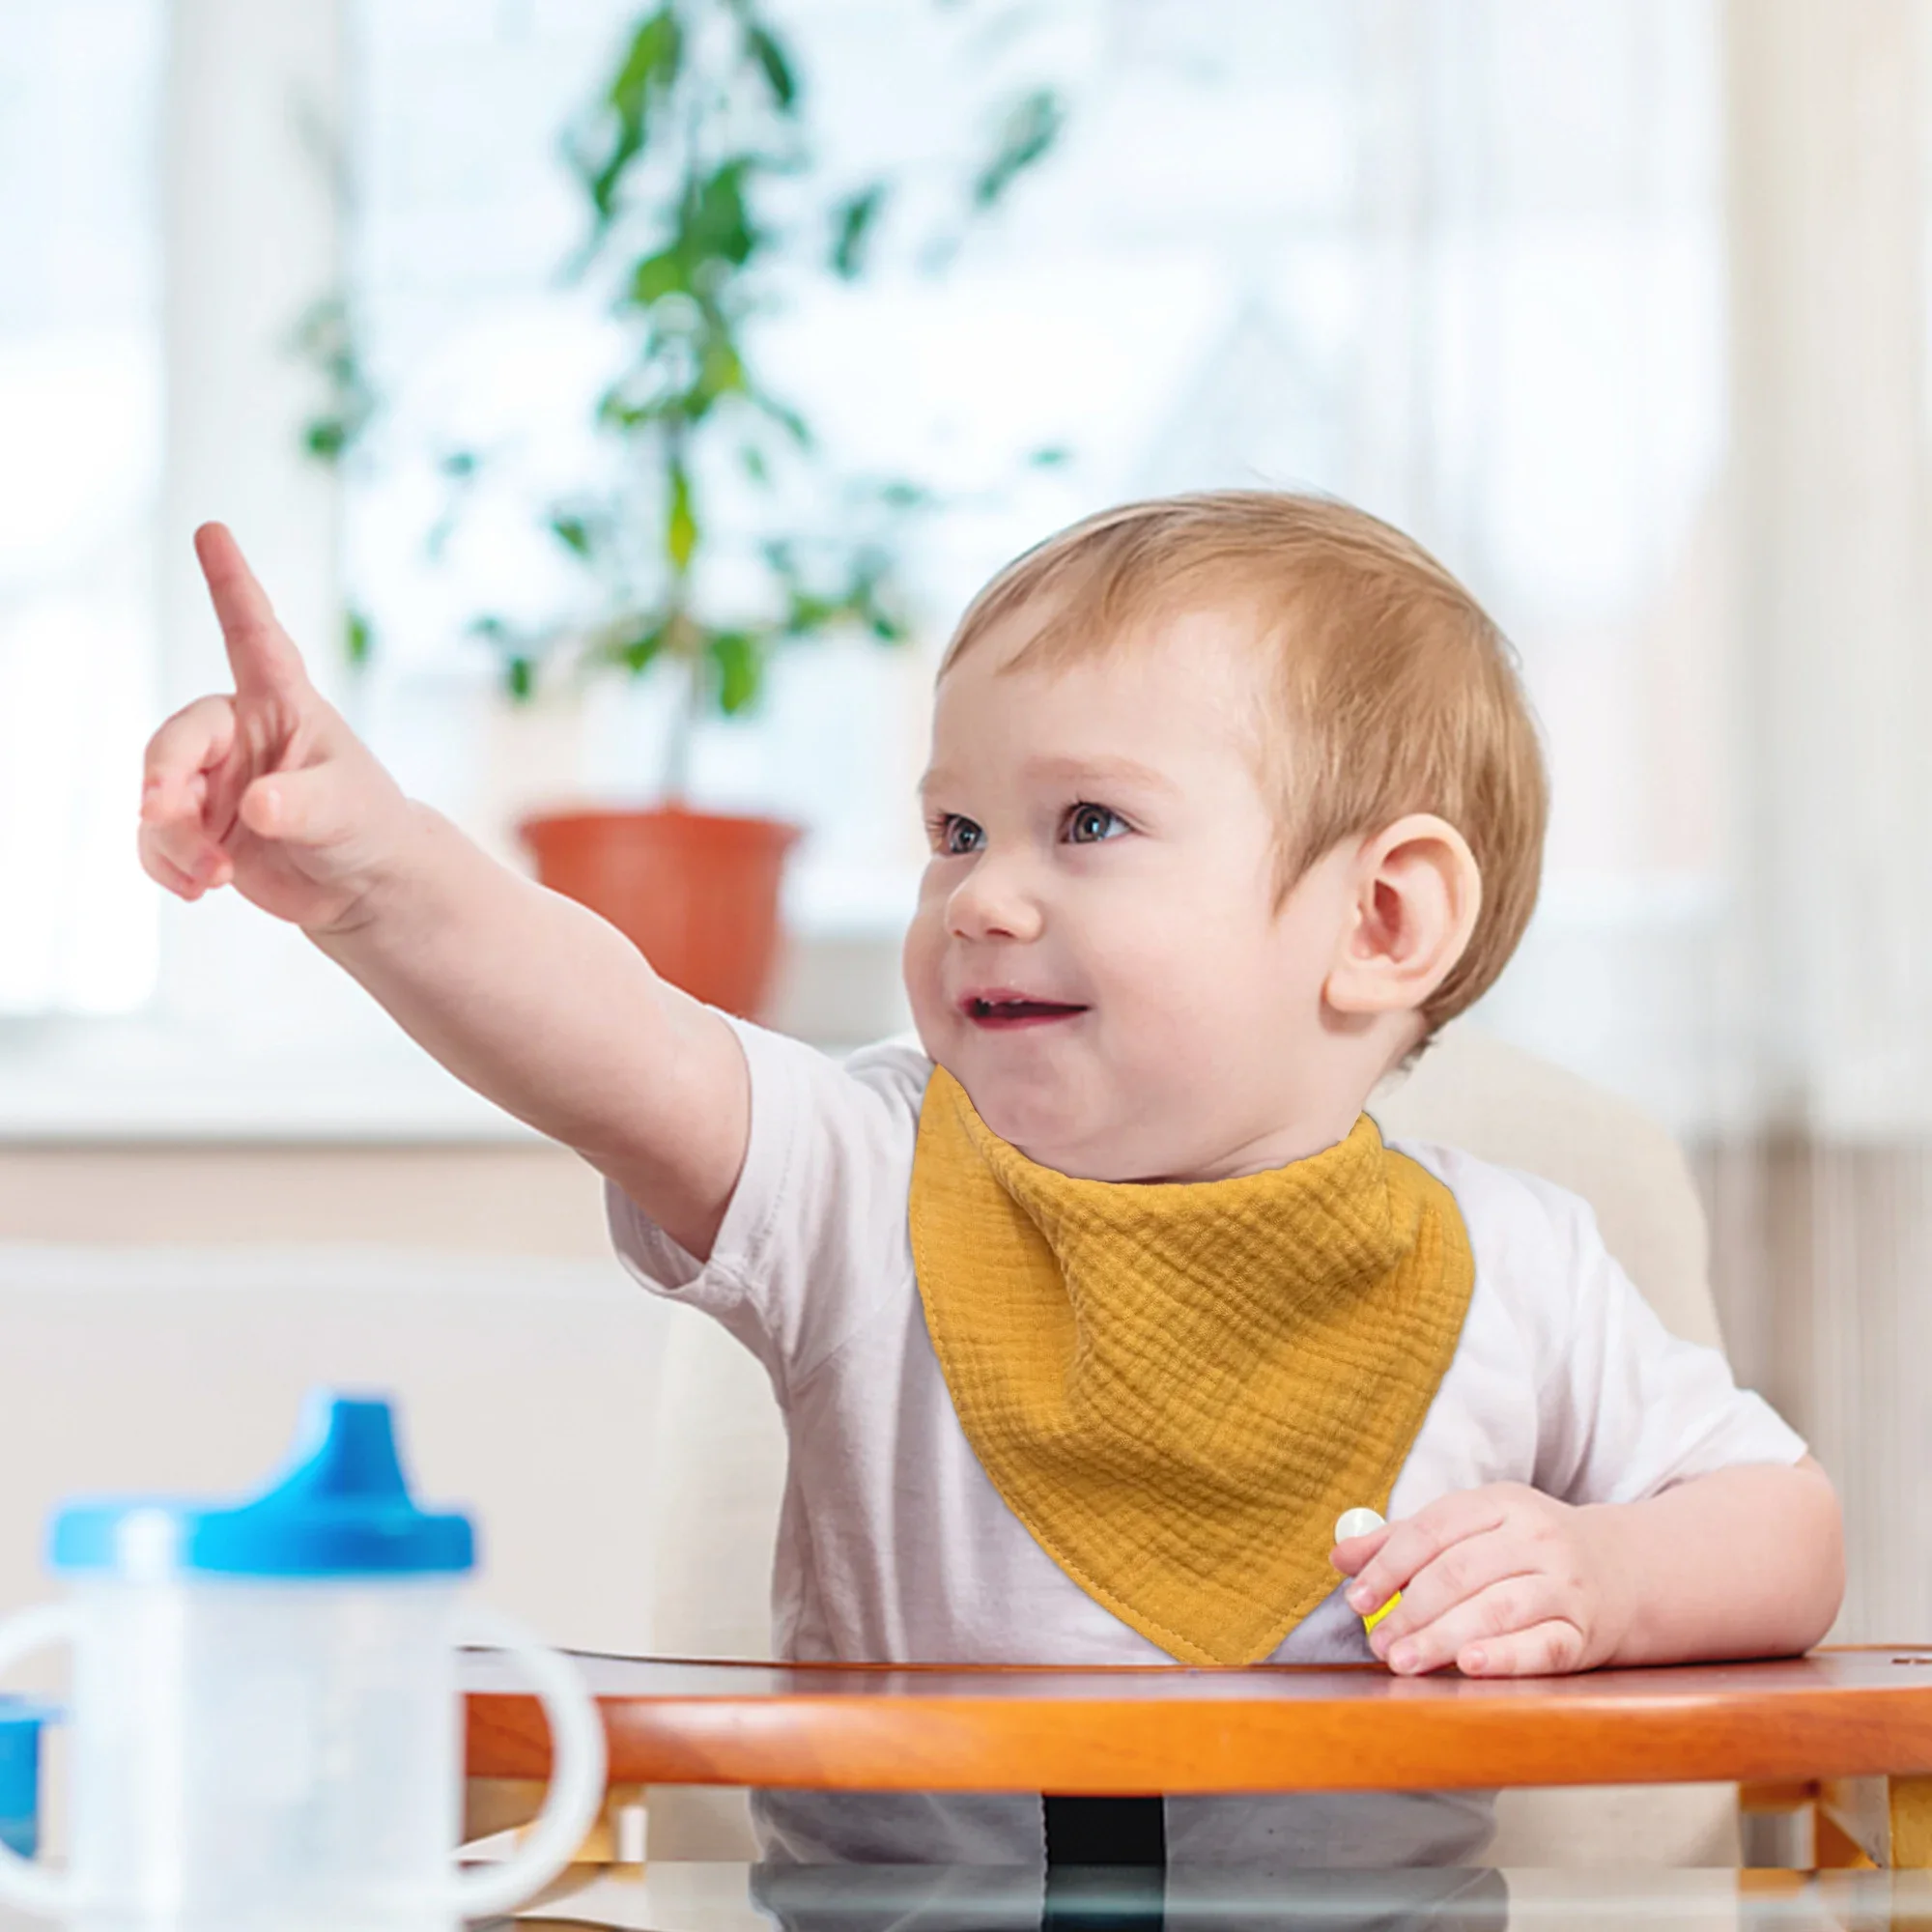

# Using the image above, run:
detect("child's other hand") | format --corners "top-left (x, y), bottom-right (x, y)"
top-left (1329, 1483), bottom-right (1631, 1678)
top-left (139, 524), bottom-right (414, 933)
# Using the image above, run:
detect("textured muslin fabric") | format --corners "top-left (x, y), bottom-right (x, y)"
top-left (910, 1067), bottom-right (1474, 1665)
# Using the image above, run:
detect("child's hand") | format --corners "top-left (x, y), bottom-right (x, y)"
top-left (1329, 1483), bottom-right (1632, 1678)
top-left (139, 524), bottom-right (414, 933)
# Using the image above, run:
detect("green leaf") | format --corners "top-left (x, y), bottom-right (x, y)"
top-left (830, 183), bottom-right (887, 279)
top-left (467, 616), bottom-right (529, 700)
top-left (850, 565), bottom-right (910, 644)
top-left (696, 335), bottom-right (747, 405)
top-left (867, 584), bottom-right (913, 643)
top-left (550, 514), bottom-right (595, 558)
top-left (345, 608), bottom-right (373, 666)
top-left (292, 295), bottom-right (378, 467)
top-left (303, 419), bottom-right (348, 462)
top-left (743, 22), bottom-right (797, 111)
top-left (611, 616), bottom-right (668, 674)
top-left (630, 247), bottom-right (689, 304)
top-left (609, 9), bottom-right (683, 124)
top-left (973, 88), bottom-right (1065, 210)
top-left (685, 159), bottom-right (759, 270)
top-left (751, 389), bottom-right (812, 448)
top-left (584, 124), bottom-right (643, 226)
top-left (467, 612), bottom-right (531, 699)
top-left (597, 388), bottom-right (663, 430)
top-left (739, 441), bottom-right (770, 485)
top-left (783, 588), bottom-right (838, 635)
top-left (585, 9), bottom-right (683, 223)
top-left (666, 460), bottom-right (698, 571)
top-left (707, 629), bottom-right (764, 714)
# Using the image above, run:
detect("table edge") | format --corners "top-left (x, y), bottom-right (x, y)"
top-left (467, 1651), bottom-right (1932, 1793)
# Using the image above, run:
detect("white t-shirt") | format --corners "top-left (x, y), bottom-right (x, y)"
top-left (608, 1018), bottom-right (1806, 1867)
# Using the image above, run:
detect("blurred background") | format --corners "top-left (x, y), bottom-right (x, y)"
top-left (0, 0), bottom-right (1927, 1651)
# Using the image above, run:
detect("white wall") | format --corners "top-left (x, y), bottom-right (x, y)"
top-left (0, 1240), bottom-right (679, 1652)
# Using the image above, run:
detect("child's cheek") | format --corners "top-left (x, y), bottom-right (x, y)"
top-left (899, 913), bottom-right (952, 1038)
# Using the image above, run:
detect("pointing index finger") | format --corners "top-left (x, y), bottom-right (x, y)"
top-left (193, 523), bottom-right (310, 698)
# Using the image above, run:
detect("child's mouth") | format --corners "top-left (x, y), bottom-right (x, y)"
top-left (962, 995), bottom-right (1088, 1029)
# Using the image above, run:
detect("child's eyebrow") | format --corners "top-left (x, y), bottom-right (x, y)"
top-left (1022, 754), bottom-right (1179, 794)
top-left (918, 754), bottom-right (1179, 800)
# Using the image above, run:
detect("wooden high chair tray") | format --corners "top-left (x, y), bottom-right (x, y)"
top-left (463, 1645), bottom-right (1932, 1795)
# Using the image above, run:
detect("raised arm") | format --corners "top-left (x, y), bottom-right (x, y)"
top-left (138, 524), bottom-right (748, 1258)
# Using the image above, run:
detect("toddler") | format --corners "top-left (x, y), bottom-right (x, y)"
top-left (139, 491), bottom-right (1842, 1867)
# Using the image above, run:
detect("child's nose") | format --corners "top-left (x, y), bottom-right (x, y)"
top-left (946, 853), bottom-right (1044, 943)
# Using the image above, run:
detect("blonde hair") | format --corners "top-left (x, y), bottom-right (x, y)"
top-left (939, 491), bottom-right (1548, 1029)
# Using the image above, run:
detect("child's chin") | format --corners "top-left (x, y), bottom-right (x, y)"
top-left (960, 1068), bottom-right (1094, 1159)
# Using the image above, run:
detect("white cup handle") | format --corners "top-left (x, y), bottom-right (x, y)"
top-left (0, 1605), bottom-right (75, 1919)
top-left (449, 1607), bottom-right (607, 1918)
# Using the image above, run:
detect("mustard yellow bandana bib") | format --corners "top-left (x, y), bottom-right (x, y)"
top-left (909, 1067), bottom-right (1475, 1666)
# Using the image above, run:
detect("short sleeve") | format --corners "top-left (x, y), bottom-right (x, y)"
top-left (605, 1016), bottom-right (927, 1393)
top-left (1523, 1177), bottom-right (1808, 1504)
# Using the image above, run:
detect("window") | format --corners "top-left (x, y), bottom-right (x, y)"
top-left (2, 0), bottom-right (1730, 1129)
top-left (0, 0), bottom-right (163, 1015)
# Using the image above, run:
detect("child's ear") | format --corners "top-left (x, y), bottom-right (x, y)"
top-left (1323, 814), bottom-right (1483, 1021)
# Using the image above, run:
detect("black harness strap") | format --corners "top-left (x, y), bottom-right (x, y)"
top-left (1041, 1795), bottom-right (1166, 1929)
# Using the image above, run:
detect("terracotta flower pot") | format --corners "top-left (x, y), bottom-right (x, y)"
top-left (521, 807), bottom-right (802, 1019)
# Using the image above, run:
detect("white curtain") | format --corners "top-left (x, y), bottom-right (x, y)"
top-left (1705, 0), bottom-right (1932, 1640)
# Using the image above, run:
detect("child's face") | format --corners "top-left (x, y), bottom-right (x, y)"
top-left (904, 603), bottom-right (1365, 1182)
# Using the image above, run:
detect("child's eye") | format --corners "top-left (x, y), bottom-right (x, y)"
top-left (1065, 802), bottom-right (1128, 845)
top-left (932, 813), bottom-right (984, 856)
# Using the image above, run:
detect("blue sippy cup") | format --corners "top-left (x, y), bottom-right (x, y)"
top-left (0, 1392), bottom-right (604, 1932)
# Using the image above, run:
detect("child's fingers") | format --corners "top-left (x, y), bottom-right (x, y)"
top-left (142, 695), bottom-right (236, 806)
top-left (193, 523), bottom-right (312, 700)
top-left (1345, 1489), bottom-right (1512, 1615)
top-left (141, 842), bottom-right (226, 901)
top-left (139, 696), bottom-right (239, 881)
top-left (1378, 1573), bottom-right (1575, 1676)
top-left (1328, 1524), bottom-right (1392, 1578)
top-left (1456, 1619), bottom-right (1588, 1679)
top-left (137, 808), bottom-right (212, 885)
top-left (137, 812), bottom-right (232, 889)
top-left (238, 766), bottom-right (356, 849)
top-left (1359, 1525), bottom-right (1538, 1649)
top-left (141, 843), bottom-right (199, 898)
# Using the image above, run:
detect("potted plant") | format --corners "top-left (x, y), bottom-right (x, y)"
top-left (490, 2), bottom-right (1064, 1016)
top-left (302, 4), bottom-right (1065, 1017)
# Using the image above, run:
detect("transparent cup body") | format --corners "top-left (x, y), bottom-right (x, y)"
top-left (69, 1574), bottom-right (464, 1932)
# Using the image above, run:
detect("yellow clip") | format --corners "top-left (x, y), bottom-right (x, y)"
top-left (1335, 1507), bottom-right (1400, 1641)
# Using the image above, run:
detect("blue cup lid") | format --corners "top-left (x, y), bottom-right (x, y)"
top-left (49, 1393), bottom-right (475, 1579)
